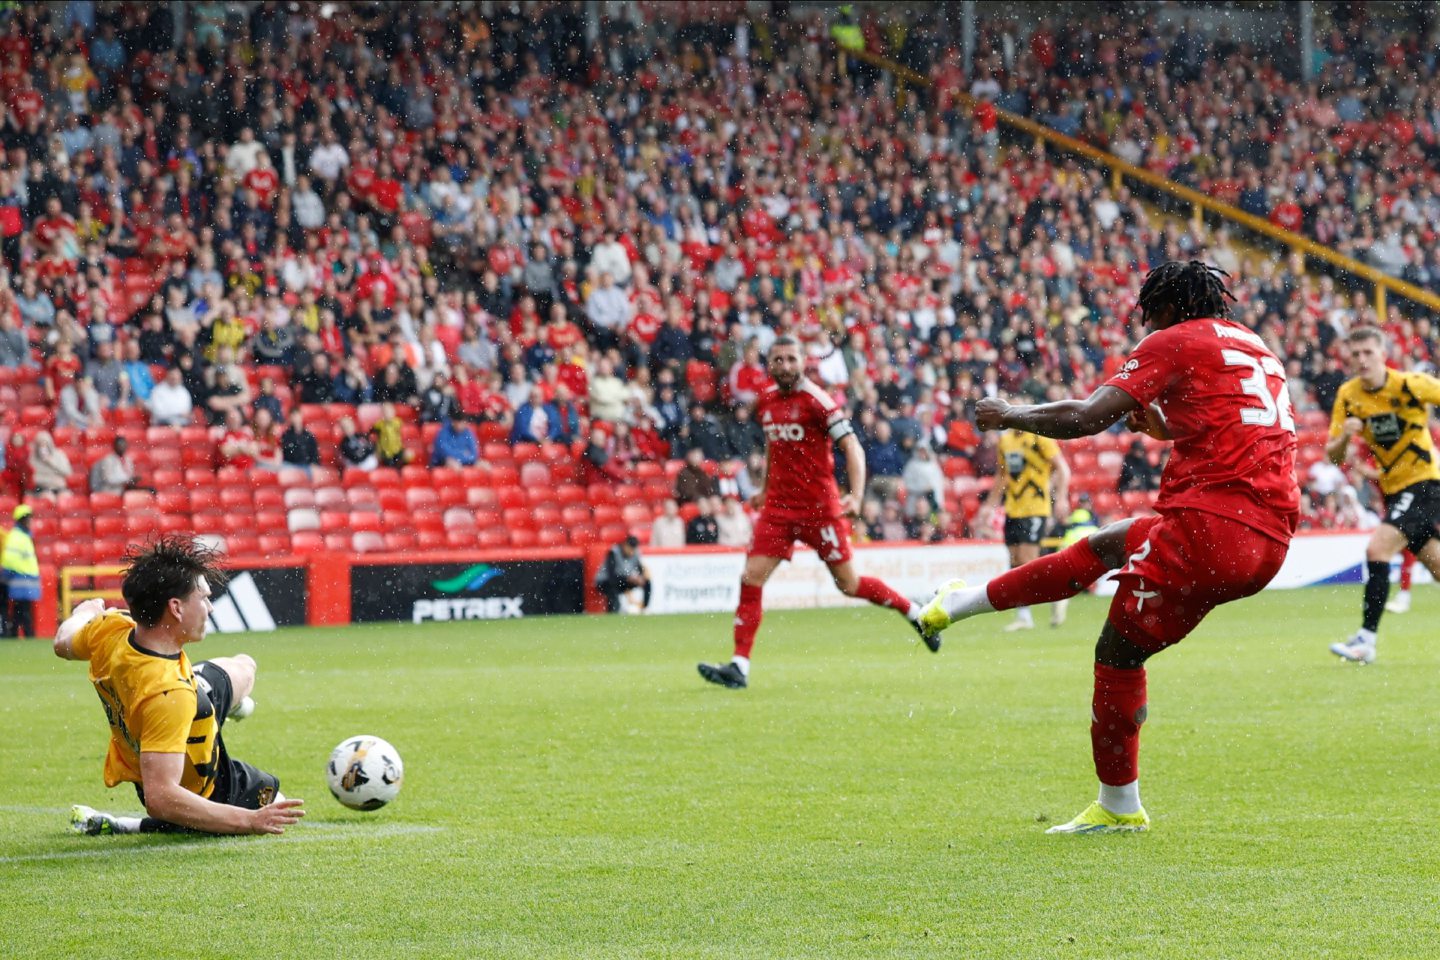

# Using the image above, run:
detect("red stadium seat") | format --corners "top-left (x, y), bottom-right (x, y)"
top-left (592, 504), bottom-right (623, 526)
top-left (405, 488), bottom-right (439, 510)
top-left (418, 530), bottom-right (449, 550)
top-left (475, 528), bottom-right (507, 548)
top-left (221, 514), bottom-right (253, 533)
top-left (346, 487), bottom-right (380, 510)
top-left (509, 529), bottom-right (539, 548)
top-left (597, 524), bottom-right (628, 544)
top-left (524, 487), bottom-right (556, 509)
top-left (384, 532), bottom-right (419, 552)
top-left (254, 510), bottom-right (286, 532)
top-left (287, 508), bottom-right (321, 533)
top-left (554, 484), bottom-right (585, 504)
top-left (159, 515), bottom-right (190, 534)
top-left (319, 511), bottom-right (349, 532)
top-left (568, 525), bottom-right (597, 547)
top-left (443, 507), bottom-right (476, 529)
top-left (254, 487), bottom-right (285, 509)
top-left (501, 507), bottom-right (536, 530)
top-left (413, 511), bottom-right (445, 533)
top-left (532, 505), bottom-right (563, 527)
top-left (324, 533), bottom-right (350, 552)
top-left (220, 488), bottom-right (253, 510)
top-left (89, 492), bottom-right (123, 512)
top-left (519, 462), bottom-right (551, 488)
top-left (314, 486), bottom-right (347, 509)
top-left (446, 528), bottom-right (480, 549)
top-left (152, 467), bottom-right (185, 489)
top-left (93, 515), bottom-right (127, 538)
top-left (560, 505), bottom-right (591, 525)
top-left (59, 516), bottom-right (92, 538)
top-left (190, 489), bottom-right (221, 513)
top-left (291, 531), bottom-right (325, 554)
top-left (228, 535), bottom-right (261, 556)
top-left (378, 489), bottom-right (407, 512)
top-left (258, 534), bottom-right (292, 555)
top-left (535, 528), bottom-right (567, 547)
top-left (436, 485), bottom-right (468, 508)
top-left (193, 514), bottom-right (225, 534)
top-left (466, 487), bottom-right (498, 510)
top-left (349, 512), bottom-right (382, 533)
top-left (352, 532), bottom-right (385, 553)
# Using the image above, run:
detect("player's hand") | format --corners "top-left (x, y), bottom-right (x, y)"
top-left (838, 492), bottom-right (861, 518)
top-left (1342, 417), bottom-right (1364, 437)
top-left (72, 598), bottom-right (108, 619)
top-left (975, 398), bottom-right (1011, 432)
top-left (250, 798), bottom-right (305, 835)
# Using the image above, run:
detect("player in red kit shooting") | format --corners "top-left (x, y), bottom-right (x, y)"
top-left (918, 261), bottom-right (1299, 833)
top-left (698, 336), bottom-right (927, 689)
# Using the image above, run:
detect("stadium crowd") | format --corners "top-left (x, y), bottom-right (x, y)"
top-left (0, 1), bottom-right (1433, 556)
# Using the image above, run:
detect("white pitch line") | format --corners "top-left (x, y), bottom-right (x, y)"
top-left (0, 823), bottom-right (444, 864)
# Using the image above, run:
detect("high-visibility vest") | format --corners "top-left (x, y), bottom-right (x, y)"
top-left (1060, 509), bottom-right (1099, 547)
top-left (2, 527), bottom-right (41, 600)
top-left (831, 22), bottom-right (864, 52)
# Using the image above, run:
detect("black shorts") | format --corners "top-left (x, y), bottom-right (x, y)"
top-left (1004, 516), bottom-right (1048, 547)
top-left (135, 662), bottom-right (280, 814)
top-left (1383, 481), bottom-right (1440, 554)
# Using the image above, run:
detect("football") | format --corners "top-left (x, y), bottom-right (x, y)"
top-left (326, 736), bottom-right (404, 811)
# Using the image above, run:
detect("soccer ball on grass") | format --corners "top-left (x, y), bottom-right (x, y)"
top-left (327, 735), bottom-right (404, 811)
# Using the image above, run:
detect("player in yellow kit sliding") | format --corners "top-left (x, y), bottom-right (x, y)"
top-left (1327, 326), bottom-right (1440, 663)
top-left (977, 425), bottom-right (1071, 629)
top-left (56, 536), bottom-right (304, 835)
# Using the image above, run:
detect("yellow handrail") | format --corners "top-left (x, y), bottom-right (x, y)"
top-left (847, 46), bottom-right (1440, 316)
top-left (59, 564), bottom-right (126, 618)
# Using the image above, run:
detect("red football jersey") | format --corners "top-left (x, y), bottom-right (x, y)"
top-left (757, 379), bottom-right (848, 520)
top-left (1104, 318), bottom-right (1299, 543)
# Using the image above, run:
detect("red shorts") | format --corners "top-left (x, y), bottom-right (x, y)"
top-left (1107, 510), bottom-right (1290, 652)
top-left (749, 513), bottom-right (853, 565)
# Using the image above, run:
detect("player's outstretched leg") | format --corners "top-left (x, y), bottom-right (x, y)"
top-left (1048, 626), bottom-right (1151, 835)
top-left (70, 805), bottom-right (143, 836)
top-left (920, 533), bottom-right (1116, 642)
top-left (700, 556), bottom-right (782, 689)
top-left (829, 562), bottom-right (929, 650)
top-left (1333, 527), bottom-right (1406, 663)
top-left (1386, 550), bottom-right (1415, 613)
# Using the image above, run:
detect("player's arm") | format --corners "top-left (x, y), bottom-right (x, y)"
top-left (838, 431), bottom-right (865, 517)
top-left (1050, 448), bottom-right (1071, 521)
top-left (53, 598), bottom-right (107, 660)
top-left (976, 386), bottom-right (1138, 440)
top-left (979, 446), bottom-right (1006, 522)
top-left (1326, 395), bottom-right (1363, 466)
top-left (1125, 403), bottom-right (1171, 440)
top-left (750, 443), bottom-right (771, 511)
top-left (138, 752), bottom-right (303, 836)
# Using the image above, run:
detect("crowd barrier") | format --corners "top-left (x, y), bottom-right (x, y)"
top-left (35, 530), bottom-right (1422, 635)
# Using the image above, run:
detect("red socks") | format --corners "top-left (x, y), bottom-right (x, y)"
top-left (1401, 550), bottom-right (1414, 591)
top-left (1091, 663), bottom-right (1147, 786)
top-left (733, 583), bottom-right (763, 659)
top-left (986, 537), bottom-right (1109, 611)
top-left (854, 576), bottom-right (913, 614)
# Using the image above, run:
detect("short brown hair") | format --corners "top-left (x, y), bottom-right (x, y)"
top-left (1346, 325), bottom-right (1385, 346)
top-left (121, 536), bottom-right (228, 628)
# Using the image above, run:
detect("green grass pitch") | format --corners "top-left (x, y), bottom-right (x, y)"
top-left (1, 586), bottom-right (1436, 959)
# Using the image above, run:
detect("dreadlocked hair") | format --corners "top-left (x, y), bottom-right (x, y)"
top-left (1136, 260), bottom-right (1235, 322)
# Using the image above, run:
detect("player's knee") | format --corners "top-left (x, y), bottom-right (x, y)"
top-left (1365, 544), bottom-right (1396, 563)
top-left (833, 573), bottom-right (860, 596)
top-left (222, 654), bottom-right (258, 696)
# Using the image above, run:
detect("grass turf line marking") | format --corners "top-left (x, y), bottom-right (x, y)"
top-left (0, 824), bottom-right (444, 864)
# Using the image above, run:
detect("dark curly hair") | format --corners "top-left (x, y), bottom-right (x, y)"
top-left (121, 536), bottom-right (228, 628)
top-left (1137, 260), bottom-right (1236, 323)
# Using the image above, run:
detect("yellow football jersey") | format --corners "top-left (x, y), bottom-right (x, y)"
top-left (71, 611), bottom-right (220, 797)
top-left (998, 430), bottom-right (1061, 519)
top-left (1330, 370), bottom-right (1440, 495)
